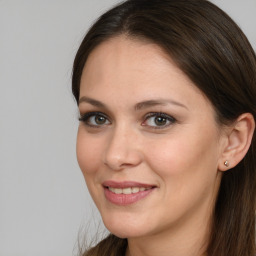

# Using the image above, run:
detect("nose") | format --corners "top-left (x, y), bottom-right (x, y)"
top-left (103, 125), bottom-right (143, 171)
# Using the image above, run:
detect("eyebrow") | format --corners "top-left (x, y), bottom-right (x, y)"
top-left (79, 96), bottom-right (188, 110)
top-left (79, 96), bottom-right (106, 108)
top-left (134, 99), bottom-right (188, 110)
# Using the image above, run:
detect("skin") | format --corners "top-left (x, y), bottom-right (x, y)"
top-left (77, 36), bottom-right (229, 256)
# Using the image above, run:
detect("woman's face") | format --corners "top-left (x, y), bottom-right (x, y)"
top-left (77, 36), bottom-right (225, 239)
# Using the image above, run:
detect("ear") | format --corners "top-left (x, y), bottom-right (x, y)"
top-left (218, 113), bottom-right (255, 171)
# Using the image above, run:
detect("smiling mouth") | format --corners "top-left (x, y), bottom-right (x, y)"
top-left (103, 183), bottom-right (156, 205)
top-left (107, 186), bottom-right (152, 195)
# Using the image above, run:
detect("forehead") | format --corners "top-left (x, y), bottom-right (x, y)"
top-left (81, 36), bottom-right (177, 84)
top-left (80, 36), bottom-right (210, 111)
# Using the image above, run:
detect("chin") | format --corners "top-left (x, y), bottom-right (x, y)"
top-left (107, 227), bottom-right (147, 239)
top-left (102, 214), bottom-right (151, 239)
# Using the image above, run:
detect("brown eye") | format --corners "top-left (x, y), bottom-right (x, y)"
top-left (142, 112), bottom-right (176, 129)
top-left (94, 115), bottom-right (107, 125)
top-left (79, 112), bottom-right (110, 127)
top-left (88, 114), bottom-right (110, 126)
top-left (154, 116), bottom-right (167, 126)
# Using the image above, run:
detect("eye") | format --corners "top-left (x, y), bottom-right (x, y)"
top-left (79, 112), bottom-right (110, 127)
top-left (142, 112), bottom-right (176, 129)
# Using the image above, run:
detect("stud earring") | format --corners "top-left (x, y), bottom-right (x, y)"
top-left (224, 160), bottom-right (229, 167)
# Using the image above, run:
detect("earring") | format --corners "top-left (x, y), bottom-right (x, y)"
top-left (224, 160), bottom-right (229, 167)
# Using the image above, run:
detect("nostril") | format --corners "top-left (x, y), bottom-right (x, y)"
top-left (103, 150), bottom-right (143, 171)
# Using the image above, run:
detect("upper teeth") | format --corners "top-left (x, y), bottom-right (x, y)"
top-left (108, 187), bottom-right (150, 194)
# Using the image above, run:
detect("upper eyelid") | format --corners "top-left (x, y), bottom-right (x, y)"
top-left (144, 112), bottom-right (176, 121)
top-left (79, 111), bottom-right (109, 118)
top-left (144, 112), bottom-right (175, 117)
top-left (79, 108), bottom-right (111, 117)
top-left (79, 111), bottom-right (174, 118)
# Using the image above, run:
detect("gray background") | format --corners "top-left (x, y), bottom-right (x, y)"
top-left (0, 1), bottom-right (255, 255)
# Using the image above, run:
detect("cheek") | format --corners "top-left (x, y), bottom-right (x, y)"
top-left (76, 127), bottom-right (106, 206)
top-left (143, 133), bottom-right (221, 220)
top-left (144, 130), bottom-right (220, 187)
top-left (76, 127), bottom-right (103, 176)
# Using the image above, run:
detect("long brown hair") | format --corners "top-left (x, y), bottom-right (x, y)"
top-left (72, 0), bottom-right (256, 255)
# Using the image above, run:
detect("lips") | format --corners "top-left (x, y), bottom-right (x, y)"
top-left (102, 181), bottom-right (156, 205)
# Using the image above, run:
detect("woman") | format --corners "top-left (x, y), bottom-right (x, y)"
top-left (72, 0), bottom-right (256, 255)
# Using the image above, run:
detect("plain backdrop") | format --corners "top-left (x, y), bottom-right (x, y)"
top-left (0, 1), bottom-right (255, 255)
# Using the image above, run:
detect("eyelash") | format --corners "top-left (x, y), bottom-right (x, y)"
top-left (143, 112), bottom-right (176, 129)
top-left (79, 112), bottom-right (110, 128)
top-left (79, 111), bottom-right (176, 129)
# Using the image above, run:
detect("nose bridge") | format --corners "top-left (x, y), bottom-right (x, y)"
top-left (103, 122), bottom-right (142, 170)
